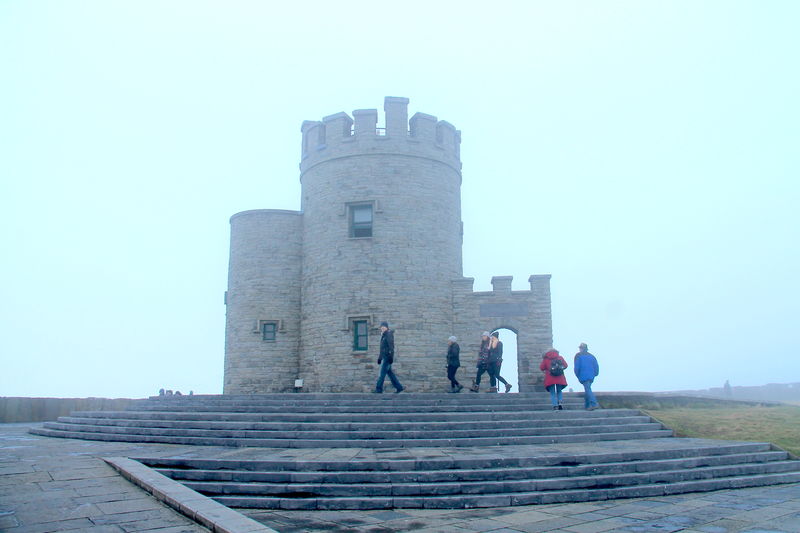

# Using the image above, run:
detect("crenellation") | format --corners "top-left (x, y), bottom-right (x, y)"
top-left (409, 112), bottom-right (437, 140)
top-left (436, 120), bottom-right (458, 152)
top-left (384, 96), bottom-right (409, 136)
top-left (352, 109), bottom-right (378, 136)
top-left (322, 112), bottom-right (353, 139)
top-left (491, 276), bottom-right (513, 293)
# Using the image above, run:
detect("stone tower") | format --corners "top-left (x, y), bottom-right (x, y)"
top-left (224, 97), bottom-right (553, 393)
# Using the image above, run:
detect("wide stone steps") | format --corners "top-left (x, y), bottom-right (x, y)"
top-left (129, 396), bottom-right (585, 414)
top-left (136, 442), bottom-right (800, 509)
top-left (30, 393), bottom-right (800, 509)
top-left (31, 424), bottom-right (671, 448)
top-left (55, 413), bottom-right (652, 431)
top-left (213, 472), bottom-right (800, 509)
top-left (32, 393), bottom-right (668, 448)
top-left (51, 407), bottom-right (636, 423)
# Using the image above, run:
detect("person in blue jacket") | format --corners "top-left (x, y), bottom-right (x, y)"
top-left (574, 343), bottom-right (600, 410)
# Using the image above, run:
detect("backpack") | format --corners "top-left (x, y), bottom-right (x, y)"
top-left (549, 358), bottom-right (565, 377)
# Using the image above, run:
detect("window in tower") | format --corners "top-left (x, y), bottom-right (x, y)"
top-left (349, 203), bottom-right (373, 238)
top-left (353, 320), bottom-right (369, 351)
top-left (261, 322), bottom-right (277, 342)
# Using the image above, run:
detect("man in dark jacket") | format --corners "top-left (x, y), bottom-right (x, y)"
top-left (374, 321), bottom-right (404, 393)
top-left (574, 342), bottom-right (600, 410)
top-left (446, 336), bottom-right (463, 393)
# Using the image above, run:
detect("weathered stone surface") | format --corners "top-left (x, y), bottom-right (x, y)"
top-left (224, 97), bottom-right (553, 393)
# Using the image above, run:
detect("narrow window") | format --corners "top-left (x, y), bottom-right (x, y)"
top-left (262, 322), bottom-right (277, 342)
top-left (350, 204), bottom-right (373, 238)
top-left (353, 320), bottom-right (368, 351)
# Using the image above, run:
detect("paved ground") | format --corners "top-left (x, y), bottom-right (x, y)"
top-left (2, 423), bottom-right (800, 532)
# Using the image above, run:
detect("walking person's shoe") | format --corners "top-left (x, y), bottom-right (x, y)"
top-left (470, 381), bottom-right (479, 393)
top-left (448, 385), bottom-right (457, 393)
top-left (456, 384), bottom-right (464, 393)
top-left (557, 404), bottom-right (564, 410)
top-left (488, 386), bottom-right (498, 393)
top-left (395, 386), bottom-right (404, 393)
top-left (588, 405), bottom-right (599, 410)
top-left (552, 405), bottom-right (559, 410)
top-left (505, 383), bottom-right (512, 393)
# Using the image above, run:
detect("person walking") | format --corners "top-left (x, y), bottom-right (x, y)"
top-left (470, 332), bottom-right (492, 392)
top-left (488, 331), bottom-right (512, 393)
top-left (374, 321), bottom-right (404, 393)
top-left (574, 342), bottom-right (600, 410)
top-left (540, 348), bottom-right (568, 410)
top-left (446, 336), bottom-right (463, 393)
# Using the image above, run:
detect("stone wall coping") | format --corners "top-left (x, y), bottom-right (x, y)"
top-left (105, 456), bottom-right (277, 533)
top-left (230, 209), bottom-right (302, 222)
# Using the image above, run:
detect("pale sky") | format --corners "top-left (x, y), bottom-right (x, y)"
top-left (1, 1), bottom-right (798, 398)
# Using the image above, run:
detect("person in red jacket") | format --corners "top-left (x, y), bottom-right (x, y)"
top-left (540, 349), bottom-right (569, 410)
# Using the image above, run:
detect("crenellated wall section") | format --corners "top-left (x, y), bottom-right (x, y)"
top-left (452, 275), bottom-right (553, 392)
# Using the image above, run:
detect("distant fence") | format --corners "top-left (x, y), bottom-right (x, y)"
top-left (0, 397), bottom-right (140, 423)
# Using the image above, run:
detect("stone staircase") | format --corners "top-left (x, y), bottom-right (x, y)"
top-left (30, 393), bottom-right (673, 448)
top-left (29, 393), bottom-right (800, 509)
top-left (140, 441), bottom-right (800, 510)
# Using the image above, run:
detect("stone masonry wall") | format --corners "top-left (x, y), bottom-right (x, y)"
top-left (224, 210), bottom-right (302, 393)
top-left (298, 98), bottom-right (463, 392)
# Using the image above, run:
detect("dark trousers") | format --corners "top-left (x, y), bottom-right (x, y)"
top-left (375, 360), bottom-right (403, 392)
top-left (489, 361), bottom-right (509, 387)
top-left (475, 366), bottom-right (491, 386)
top-left (447, 365), bottom-right (460, 387)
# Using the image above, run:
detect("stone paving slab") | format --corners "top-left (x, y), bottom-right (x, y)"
top-left (0, 424), bottom-right (267, 533)
top-left (3, 423), bottom-right (800, 532)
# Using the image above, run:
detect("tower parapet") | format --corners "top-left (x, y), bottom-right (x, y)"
top-left (300, 97), bottom-right (461, 177)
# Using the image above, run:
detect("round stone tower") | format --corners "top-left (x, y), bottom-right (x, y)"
top-left (224, 209), bottom-right (302, 393)
top-left (298, 97), bottom-right (463, 392)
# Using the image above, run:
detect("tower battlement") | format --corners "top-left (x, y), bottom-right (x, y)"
top-left (300, 97), bottom-right (461, 175)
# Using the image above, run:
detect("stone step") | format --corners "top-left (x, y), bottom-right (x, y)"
top-left (137, 441), bottom-right (776, 472)
top-left (211, 471), bottom-right (800, 509)
top-left (42, 419), bottom-right (665, 441)
top-left (29, 426), bottom-right (673, 448)
top-left (64, 408), bottom-right (642, 423)
top-left (57, 413), bottom-right (652, 431)
top-left (130, 403), bottom-right (584, 414)
top-left (180, 461), bottom-right (800, 498)
top-left (155, 451), bottom-right (791, 484)
top-left (145, 393), bottom-right (565, 401)
top-left (136, 392), bottom-right (584, 409)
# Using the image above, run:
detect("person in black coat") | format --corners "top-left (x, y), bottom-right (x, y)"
top-left (374, 321), bottom-right (404, 393)
top-left (488, 331), bottom-right (512, 393)
top-left (446, 336), bottom-right (463, 393)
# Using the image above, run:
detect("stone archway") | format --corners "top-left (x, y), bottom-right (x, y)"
top-left (491, 327), bottom-right (518, 393)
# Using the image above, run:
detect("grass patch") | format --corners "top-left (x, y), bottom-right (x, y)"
top-left (593, 394), bottom-right (800, 456)
top-left (644, 406), bottom-right (800, 457)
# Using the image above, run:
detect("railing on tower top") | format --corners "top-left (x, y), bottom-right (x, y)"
top-left (348, 127), bottom-right (412, 136)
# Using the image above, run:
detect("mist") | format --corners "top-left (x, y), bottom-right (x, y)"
top-left (1, 1), bottom-right (798, 397)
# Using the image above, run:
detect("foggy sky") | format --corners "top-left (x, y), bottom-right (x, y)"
top-left (1, 1), bottom-right (798, 397)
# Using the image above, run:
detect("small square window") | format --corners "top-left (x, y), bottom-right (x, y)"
top-left (262, 322), bottom-right (277, 342)
top-left (353, 320), bottom-right (368, 351)
top-left (350, 204), bottom-right (372, 238)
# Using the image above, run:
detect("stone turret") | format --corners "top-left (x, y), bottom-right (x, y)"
top-left (297, 97), bottom-right (463, 391)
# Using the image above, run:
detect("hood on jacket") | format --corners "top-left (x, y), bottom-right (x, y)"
top-left (544, 350), bottom-right (560, 359)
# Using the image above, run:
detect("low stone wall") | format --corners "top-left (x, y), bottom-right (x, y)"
top-left (0, 397), bottom-right (139, 423)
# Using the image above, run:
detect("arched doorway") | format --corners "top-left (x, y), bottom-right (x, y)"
top-left (492, 328), bottom-right (518, 393)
